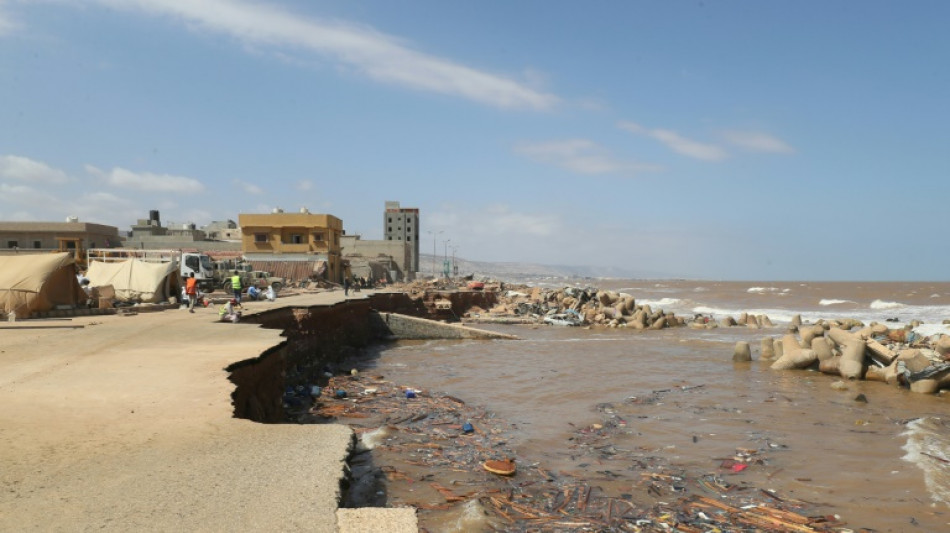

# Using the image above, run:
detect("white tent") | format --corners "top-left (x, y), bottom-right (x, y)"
top-left (86, 259), bottom-right (181, 303)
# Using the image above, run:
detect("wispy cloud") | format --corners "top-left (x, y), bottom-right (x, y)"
top-left (430, 204), bottom-right (559, 238)
top-left (618, 121), bottom-right (728, 161)
top-left (85, 164), bottom-right (205, 193)
top-left (514, 139), bottom-right (660, 176)
top-left (0, 155), bottom-right (70, 184)
top-left (0, 182), bottom-right (79, 222)
top-left (93, 0), bottom-right (558, 110)
top-left (0, 4), bottom-right (17, 37)
top-left (721, 130), bottom-right (795, 154)
top-left (295, 179), bottom-right (313, 191)
top-left (233, 178), bottom-right (263, 195)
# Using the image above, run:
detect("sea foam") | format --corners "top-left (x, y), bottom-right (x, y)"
top-left (902, 417), bottom-right (950, 506)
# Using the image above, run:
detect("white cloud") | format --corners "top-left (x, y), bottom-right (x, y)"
top-left (0, 155), bottom-right (70, 183)
top-left (0, 4), bottom-right (18, 36)
top-left (514, 139), bottom-right (660, 176)
top-left (233, 179), bottom-right (263, 195)
top-left (721, 130), bottom-right (795, 154)
top-left (295, 179), bottom-right (313, 191)
top-left (85, 164), bottom-right (205, 193)
top-left (94, 0), bottom-right (558, 110)
top-left (430, 204), bottom-right (560, 239)
top-left (0, 182), bottom-right (72, 219)
top-left (618, 121), bottom-right (728, 161)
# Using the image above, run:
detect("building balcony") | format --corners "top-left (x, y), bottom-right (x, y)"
top-left (277, 243), bottom-right (312, 253)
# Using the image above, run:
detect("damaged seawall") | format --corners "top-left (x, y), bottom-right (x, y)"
top-left (226, 292), bottom-right (505, 423)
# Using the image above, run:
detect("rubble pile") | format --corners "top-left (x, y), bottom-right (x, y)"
top-left (762, 319), bottom-right (950, 394)
top-left (290, 373), bottom-right (860, 532)
top-left (462, 286), bottom-right (690, 329)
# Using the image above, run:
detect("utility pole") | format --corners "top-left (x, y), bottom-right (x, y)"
top-left (442, 239), bottom-right (451, 278)
top-left (427, 230), bottom-right (442, 277)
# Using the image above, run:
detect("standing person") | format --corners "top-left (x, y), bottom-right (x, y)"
top-left (231, 270), bottom-right (243, 304)
top-left (185, 272), bottom-right (199, 313)
top-left (343, 276), bottom-right (350, 296)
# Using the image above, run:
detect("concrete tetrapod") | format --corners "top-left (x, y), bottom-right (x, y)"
top-left (771, 333), bottom-right (817, 370)
top-left (733, 341), bottom-right (752, 362)
top-left (826, 327), bottom-right (867, 380)
top-left (811, 337), bottom-right (835, 362)
top-left (760, 337), bottom-right (775, 360)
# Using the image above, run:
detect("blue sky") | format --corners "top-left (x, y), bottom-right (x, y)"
top-left (1, 1), bottom-right (948, 280)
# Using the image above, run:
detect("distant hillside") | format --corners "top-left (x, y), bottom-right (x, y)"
top-left (418, 254), bottom-right (673, 281)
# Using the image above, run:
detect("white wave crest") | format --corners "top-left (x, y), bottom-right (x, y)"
top-left (870, 299), bottom-right (906, 310)
top-left (639, 297), bottom-right (681, 308)
top-left (747, 287), bottom-right (790, 295)
top-left (819, 299), bottom-right (854, 306)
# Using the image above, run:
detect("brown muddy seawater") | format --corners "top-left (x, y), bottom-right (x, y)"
top-left (358, 322), bottom-right (948, 532)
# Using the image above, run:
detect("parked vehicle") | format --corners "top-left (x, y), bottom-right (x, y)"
top-left (218, 264), bottom-right (285, 293)
top-left (86, 248), bottom-right (216, 291)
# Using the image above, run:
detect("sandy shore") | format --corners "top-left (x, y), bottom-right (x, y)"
top-left (0, 291), bottom-right (415, 532)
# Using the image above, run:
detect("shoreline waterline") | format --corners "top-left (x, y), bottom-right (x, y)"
top-left (322, 279), bottom-right (950, 531)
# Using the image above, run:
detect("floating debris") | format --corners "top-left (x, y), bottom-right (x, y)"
top-left (292, 374), bottom-right (868, 532)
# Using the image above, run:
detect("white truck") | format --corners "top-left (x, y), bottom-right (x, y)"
top-left (86, 249), bottom-right (216, 291)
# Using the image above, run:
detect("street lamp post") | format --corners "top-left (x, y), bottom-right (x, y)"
top-left (427, 230), bottom-right (442, 277)
top-left (451, 246), bottom-right (459, 277)
top-left (441, 239), bottom-right (451, 278)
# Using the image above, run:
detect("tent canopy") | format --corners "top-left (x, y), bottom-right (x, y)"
top-left (0, 252), bottom-right (85, 317)
top-left (87, 259), bottom-right (181, 303)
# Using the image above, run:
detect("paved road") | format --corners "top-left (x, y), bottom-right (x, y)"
top-left (0, 290), bottom-right (415, 532)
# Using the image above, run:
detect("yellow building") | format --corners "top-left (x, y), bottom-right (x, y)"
top-left (239, 211), bottom-right (344, 282)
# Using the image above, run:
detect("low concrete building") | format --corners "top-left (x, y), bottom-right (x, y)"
top-left (0, 219), bottom-right (121, 255)
top-left (341, 234), bottom-right (412, 282)
top-left (123, 211), bottom-right (241, 252)
top-left (202, 220), bottom-right (241, 241)
top-left (239, 209), bottom-right (344, 283)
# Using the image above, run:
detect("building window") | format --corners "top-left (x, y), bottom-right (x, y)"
top-left (291, 234), bottom-right (303, 244)
top-left (254, 233), bottom-right (267, 243)
top-left (313, 232), bottom-right (324, 241)
top-left (407, 236), bottom-right (411, 242)
top-left (407, 226), bottom-right (411, 232)
top-left (387, 236), bottom-right (392, 240)
top-left (388, 217), bottom-right (392, 223)
top-left (33, 241), bottom-right (42, 249)
top-left (388, 226), bottom-right (392, 232)
top-left (7, 240), bottom-right (17, 248)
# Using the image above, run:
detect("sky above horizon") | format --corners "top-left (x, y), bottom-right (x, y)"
top-left (1, 1), bottom-right (948, 281)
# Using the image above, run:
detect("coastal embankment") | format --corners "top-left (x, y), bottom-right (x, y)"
top-left (1, 290), bottom-right (496, 532)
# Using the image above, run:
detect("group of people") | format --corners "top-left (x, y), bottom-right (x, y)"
top-left (181, 270), bottom-right (277, 319)
top-left (343, 276), bottom-right (382, 296)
